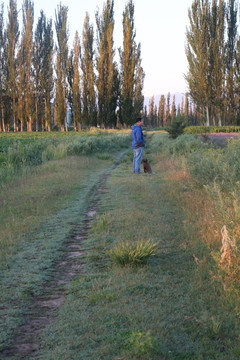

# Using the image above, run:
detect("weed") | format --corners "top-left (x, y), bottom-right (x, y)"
top-left (124, 330), bottom-right (157, 357)
top-left (109, 239), bottom-right (157, 266)
top-left (92, 214), bottom-right (108, 232)
top-left (96, 153), bottom-right (112, 160)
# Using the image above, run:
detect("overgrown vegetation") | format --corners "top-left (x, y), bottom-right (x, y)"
top-left (0, 130), bottom-right (130, 184)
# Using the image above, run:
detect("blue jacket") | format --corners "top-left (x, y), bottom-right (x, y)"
top-left (131, 124), bottom-right (145, 149)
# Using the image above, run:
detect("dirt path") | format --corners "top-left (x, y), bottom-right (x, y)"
top-left (0, 152), bottom-right (127, 360)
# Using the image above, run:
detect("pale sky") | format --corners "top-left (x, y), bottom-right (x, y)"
top-left (2, 0), bottom-right (194, 97)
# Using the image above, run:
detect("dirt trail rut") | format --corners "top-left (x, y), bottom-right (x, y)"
top-left (0, 154), bottom-right (126, 360)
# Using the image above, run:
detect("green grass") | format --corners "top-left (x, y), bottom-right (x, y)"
top-left (0, 129), bottom-right (131, 184)
top-left (2, 131), bottom-right (240, 359)
top-left (0, 147), bottom-right (127, 352)
top-left (35, 140), bottom-right (240, 359)
top-left (109, 239), bottom-right (158, 266)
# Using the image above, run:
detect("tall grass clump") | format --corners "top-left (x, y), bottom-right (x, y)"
top-left (110, 240), bottom-right (157, 266)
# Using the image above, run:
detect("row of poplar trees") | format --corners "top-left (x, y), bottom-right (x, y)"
top-left (145, 93), bottom-right (203, 129)
top-left (0, 0), bottom-right (144, 132)
top-left (185, 0), bottom-right (240, 126)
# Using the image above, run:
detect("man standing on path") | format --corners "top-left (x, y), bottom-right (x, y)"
top-left (131, 117), bottom-right (145, 173)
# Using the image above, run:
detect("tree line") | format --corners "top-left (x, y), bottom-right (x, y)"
top-left (0, 0), bottom-right (144, 132)
top-left (143, 93), bottom-right (203, 129)
top-left (185, 0), bottom-right (240, 126)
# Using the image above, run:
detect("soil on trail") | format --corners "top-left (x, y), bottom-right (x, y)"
top-left (0, 155), bottom-right (125, 360)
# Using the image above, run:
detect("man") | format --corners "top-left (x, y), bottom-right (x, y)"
top-left (131, 117), bottom-right (145, 173)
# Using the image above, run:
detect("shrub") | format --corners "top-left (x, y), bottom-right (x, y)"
top-left (185, 126), bottom-right (240, 135)
top-left (125, 330), bottom-right (157, 356)
top-left (109, 239), bottom-right (157, 266)
top-left (165, 118), bottom-right (186, 139)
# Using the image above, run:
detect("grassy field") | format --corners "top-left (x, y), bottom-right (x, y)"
top-left (1, 130), bottom-right (240, 359)
top-left (35, 133), bottom-right (240, 359)
top-left (0, 130), bottom-right (131, 353)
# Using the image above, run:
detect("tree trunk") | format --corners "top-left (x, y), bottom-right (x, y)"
top-left (205, 106), bottom-right (210, 126)
top-left (28, 118), bottom-right (32, 132)
top-left (218, 112), bottom-right (222, 126)
top-left (65, 116), bottom-right (68, 132)
top-left (35, 96), bottom-right (39, 131)
top-left (2, 107), bottom-right (6, 132)
top-left (1, 106), bottom-right (5, 132)
top-left (0, 106), bottom-right (3, 132)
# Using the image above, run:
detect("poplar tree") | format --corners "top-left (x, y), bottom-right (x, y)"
top-left (148, 95), bottom-right (154, 128)
top-left (55, 52), bottom-right (65, 131)
top-left (209, 0), bottom-right (225, 125)
top-left (22, 0), bottom-right (34, 132)
top-left (72, 31), bottom-right (81, 131)
top-left (55, 4), bottom-right (69, 131)
top-left (171, 94), bottom-right (176, 122)
top-left (81, 13), bottom-right (96, 128)
top-left (225, 0), bottom-right (238, 123)
top-left (185, 0), bottom-right (212, 125)
top-left (66, 51), bottom-right (73, 128)
top-left (6, 0), bottom-right (19, 131)
top-left (119, 1), bottom-right (144, 126)
top-left (165, 92), bottom-right (171, 124)
top-left (33, 11), bottom-right (44, 131)
top-left (16, 34), bottom-right (25, 131)
top-left (40, 15), bottom-right (54, 131)
top-left (96, 0), bottom-right (119, 128)
top-left (0, 4), bottom-right (6, 132)
top-left (154, 104), bottom-right (157, 128)
top-left (181, 95), bottom-right (184, 117)
top-left (133, 43), bottom-right (144, 120)
top-left (158, 95), bottom-right (165, 127)
top-left (119, 0), bottom-right (135, 125)
top-left (184, 93), bottom-right (189, 121)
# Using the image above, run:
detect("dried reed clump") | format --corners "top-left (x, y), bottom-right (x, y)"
top-left (219, 225), bottom-right (236, 266)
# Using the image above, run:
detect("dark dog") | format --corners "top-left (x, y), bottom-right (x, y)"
top-left (142, 158), bottom-right (152, 173)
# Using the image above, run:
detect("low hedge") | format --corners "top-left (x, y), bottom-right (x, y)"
top-left (184, 126), bottom-right (240, 134)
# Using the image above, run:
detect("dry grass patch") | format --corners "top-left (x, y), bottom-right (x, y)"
top-left (152, 152), bottom-right (240, 292)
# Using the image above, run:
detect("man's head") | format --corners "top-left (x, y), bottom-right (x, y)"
top-left (136, 117), bottom-right (143, 126)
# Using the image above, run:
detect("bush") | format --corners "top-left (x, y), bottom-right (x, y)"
top-left (165, 118), bottom-right (186, 139)
top-left (109, 240), bottom-right (157, 266)
top-left (185, 126), bottom-right (240, 135)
